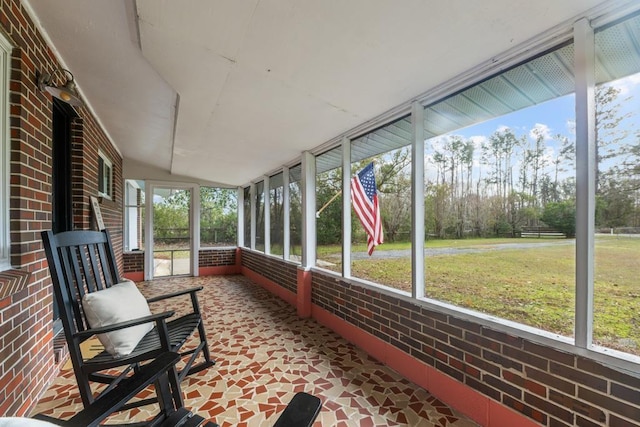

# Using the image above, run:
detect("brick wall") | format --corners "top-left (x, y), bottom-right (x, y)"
top-left (70, 114), bottom-right (124, 271)
top-left (122, 248), bottom-right (237, 275)
top-left (311, 271), bottom-right (640, 427)
top-left (241, 250), bottom-right (298, 295)
top-left (0, 0), bottom-right (124, 416)
top-left (122, 251), bottom-right (144, 274)
top-left (199, 248), bottom-right (236, 268)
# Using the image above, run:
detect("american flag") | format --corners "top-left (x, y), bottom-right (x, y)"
top-left (351, 162), bottom-right (383, 255)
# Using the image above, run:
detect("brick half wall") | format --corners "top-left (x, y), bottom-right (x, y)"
top-left (311, 271), bottom-right (640, 427)
top-left (123, 248), bottom-right (241, 281)
top-left (241, 249), bottom-right (298, 295)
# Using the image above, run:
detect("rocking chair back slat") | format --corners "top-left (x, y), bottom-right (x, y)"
top-left (83, 244), bottom-right (99, 291)
top-left (65, 246), bottom-right (87, 330)
top-left (96, 243), bottom-right (117, 287)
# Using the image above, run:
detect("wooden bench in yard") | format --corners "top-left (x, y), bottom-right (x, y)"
top-left (520, 226), bottom-right (565, 238)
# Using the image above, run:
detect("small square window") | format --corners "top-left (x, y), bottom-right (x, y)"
top-left (98, 151), bottom-right (113, 200)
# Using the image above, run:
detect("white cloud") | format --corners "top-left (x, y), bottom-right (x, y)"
top-left (529, 123), bottom-right (552, 141)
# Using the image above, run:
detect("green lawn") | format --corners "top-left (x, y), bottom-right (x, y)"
top-left (318, 236), bottom-right (640, 355)
top-left (316, 237), bottom-right (552, 256)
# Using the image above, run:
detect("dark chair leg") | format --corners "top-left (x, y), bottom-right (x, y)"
top-left (155, 374), bottom-right (177, 419)
top-left (168, 365), bottom-right (184, 410)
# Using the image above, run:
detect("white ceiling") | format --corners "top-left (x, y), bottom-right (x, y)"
top-left (24, 0), bottom-right (612, 187)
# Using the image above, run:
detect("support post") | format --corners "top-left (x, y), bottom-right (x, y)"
top-left (301, 151), bottom-right (316, 268)
top-left (342, 137), bottom-right (351, 278)
top-left (236, 186), bottom-right (244, 248)
top-left (264, 175), bottom-right (271, 254)
top-left (411, 102), bottom-right (425, 299)
top-left (250, 182), bottom-right (256, 250)
top-left (574, 18), bottom-right (595, 348)
top-left (283, 167), bottom-right (290, 260)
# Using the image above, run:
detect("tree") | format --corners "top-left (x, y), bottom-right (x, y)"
top-left (527, 126), bottom-right (549, 208)
top-left (151, 187), bottom-right (237, 246)
top-left (316, 167), bottom-right (342, 246)
top-left (377, 149), bottom-right (412, 242)
top-left (200, 187), bottom-right (237, 245)
top-left (595, 85), bottom-right (632, 193)
top-left (482, 128), bottom-right (520, 211)
top-left (425, 183), bottom-right (450, 238)
top-left (153, 190), bottom-right (190, 245)
top-left (541, 201), bottom-right (576, 238)
top-left (380, 172), bottom-right (411, 242)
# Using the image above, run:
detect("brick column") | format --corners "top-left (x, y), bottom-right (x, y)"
top-left (296, 267), bottom-right (312, 318)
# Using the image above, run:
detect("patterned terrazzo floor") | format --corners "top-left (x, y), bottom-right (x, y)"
top-left (33, 275), bottom-right (479, 426)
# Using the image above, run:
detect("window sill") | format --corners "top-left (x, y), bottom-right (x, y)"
top-left (0, 268), bottom-right (31, 300)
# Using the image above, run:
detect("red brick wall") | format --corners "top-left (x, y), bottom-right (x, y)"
top-left (0, 0), bottom-right (123, 416)
top-left (241, 250), bottom-right (298, 295)
top-left (123, 251), bottom-right (144, 274)
top-left (198, 248), bottom-right (237, 268)
top-left (241, 249), bottom-right (640, 426)
top-left (122, 248), bottom-right (237, 276)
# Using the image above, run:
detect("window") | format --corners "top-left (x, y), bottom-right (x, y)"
top-left (199, 186), bottom-right (237, 247)
top-left (255, 181), bottom-right (265, 252)
top-left (316, 147), bottom-right (342, 271)
top-left (420, 43), bottom-right (577, 338)
top-left (593, 13), bottom-right (640, 355)
top-left (288, 165), bottom-right (302, 262)
top-left (98, 151), bottom-right (113, 199)
top-left (0, 33), bottom-right (11, 271)
top-left (350, 116), bottom-right (412, 289)
top-left (242, 186), bottom-right (251, 248)
top-left (269, 173), bottom-right (284, 256)
top-left (124, 180), bottom-right (145, 251)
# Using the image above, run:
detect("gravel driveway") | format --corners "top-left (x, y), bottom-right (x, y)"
top-left (326, 239), bottom-right (576, 261)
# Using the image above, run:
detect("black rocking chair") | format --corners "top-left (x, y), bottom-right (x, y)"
top-left (41, 229), bottom-right (215, 409)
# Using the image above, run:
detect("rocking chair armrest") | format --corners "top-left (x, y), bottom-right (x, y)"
top-left (146, 286), bottom-right (204, 303)
top-left (74, 310), bottom-right (176, 339)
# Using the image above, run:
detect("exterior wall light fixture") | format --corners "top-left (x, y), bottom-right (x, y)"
top-left (37, 68), bottom-right (83, 107)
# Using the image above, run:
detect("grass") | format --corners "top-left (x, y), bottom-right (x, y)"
top-left (318, 236), bottom-right (640, 355)
top-left (316, 237), bottom-right (554, 256)
top-left (153, 236), bottom-right (640, 354)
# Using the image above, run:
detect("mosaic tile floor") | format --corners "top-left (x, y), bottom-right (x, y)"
top-left (33, 275), bottom-right (478, 426)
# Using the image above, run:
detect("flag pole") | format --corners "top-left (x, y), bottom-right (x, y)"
top-left (316, 189), bottom-right (343, 218)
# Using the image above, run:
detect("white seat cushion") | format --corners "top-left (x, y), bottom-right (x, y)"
top-left (0, 418), bottom-right (60, 427)
top-left (82, 280), bottom-right (154, 358)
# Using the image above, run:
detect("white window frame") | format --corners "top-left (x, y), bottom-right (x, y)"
top-left (98, 150), bottom-right (113, 200)
top-left (0, 33), bottom-right (12, 272)
top-left (123, 179), bottom-right (142, 251)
